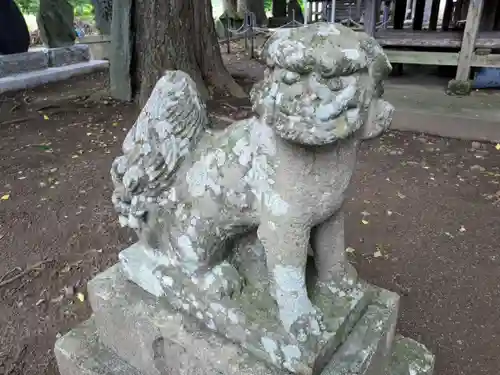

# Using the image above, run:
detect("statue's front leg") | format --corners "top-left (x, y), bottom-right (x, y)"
top-left (313, 210), bottom-right (357, 288)
top-left (258, 214), bottom-right (322, 339)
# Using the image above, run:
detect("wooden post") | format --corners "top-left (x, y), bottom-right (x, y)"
top-left (305, 1), bottom-right (309, 24)
top-left (226, 17), bottom-right (231, 54)
top-left (110, 0), bottom-right (132, 101)
top-left (442, 0), bottom-right (454, 30)
top-left (406, 0), bottom-right (413, 20)
top-left (429, 0), bottom-right (441, 30)
top-left (412, 0), bottom-right (426, 29)
top-left (480, 0), bottom-right (499, 30)
top-left (364, 0), bottom-right (379, 35)
top-left (453, 0), bottom-right (466, 24)
top-left (356, 0), bottom-right (363, 20)
top-left (250, 12), bottom-right (255, 59)
top-left (393, 0), bottom-right (408, 29)
top-left (450, 0), bottom-right (485, 94)
top-left (495, 1), bottom-right (500, 29)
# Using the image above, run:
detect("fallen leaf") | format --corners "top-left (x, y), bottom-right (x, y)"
top-left (43, 114), bottom-right (49, 120)
top-left (397, 192), bottom-right (406, 199)
top-left (345, 247), bottom-right (356, 254)
top-left (470, 165), bottom-right (485, 172)
top-left (496, 144), bottom-right (500, 151)
top-left (112, 122), bottom-right (118, 127)
top-left (373, 250), bottom-right (383, 258)
top-left (361, 219), bottom-right (369, 225)
top-left (64, 286), bottom-right (75, 298)
top-left (387, 210), bottom-right (393, 216)
top-left (76, 292), bottom-right (85, 302)
top-left (1, 194), bottom-right (10, 200)
top-left (71, 155), bottom-right (79, 159)
top-left (50, 295), bottom-right (64, 303)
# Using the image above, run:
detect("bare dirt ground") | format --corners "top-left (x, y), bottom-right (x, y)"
top-left (1, 50), bottom-right (500, 375)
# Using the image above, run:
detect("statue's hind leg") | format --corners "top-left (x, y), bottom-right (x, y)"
top-left (313, 210), bottom-right (357, 288)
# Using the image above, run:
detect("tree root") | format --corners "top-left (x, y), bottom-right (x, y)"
top-left (0, 259), bottom-right (53, 288)
top-left (0, 117), bottom-right (34, 127)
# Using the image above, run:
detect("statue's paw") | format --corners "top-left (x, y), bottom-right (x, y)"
top-left (289, 311), bottom-right (325, 343)
top-left (316, 268), bottom-right (359, 299)
top-left (315, 263), bottom-right (359, 297)
top-left (199, 262), bottom-right (242, 298)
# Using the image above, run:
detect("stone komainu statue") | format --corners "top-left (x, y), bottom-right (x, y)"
top-left (111, 23), bottom-right (394, 374)
top-left (91, 0), bottom-right (113, 35)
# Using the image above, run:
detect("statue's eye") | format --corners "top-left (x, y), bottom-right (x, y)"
top-left (281, 71), bottom-right (300, 85)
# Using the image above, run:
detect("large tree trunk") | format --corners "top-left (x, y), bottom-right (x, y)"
top-left (250, 0), bottom-right (268, 25)
top-left (132, 0), bottom-right (246, 106)
top-left (272, 0), bottom-right (287, 17)
top-left (238, 0), bottom-right (267, 24)
top-left (222, 0), bottom-right (238, 18)
top-left (237, 0), bottom-right (249, 13)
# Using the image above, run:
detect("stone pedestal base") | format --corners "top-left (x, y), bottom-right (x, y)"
top-left (55, 264), bottom-right (434, 375)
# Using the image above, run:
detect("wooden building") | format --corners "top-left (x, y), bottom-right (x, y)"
top-left (362, 0), bottom-right (500, 93)
top-left (303, 0), bottom-right (500, 93)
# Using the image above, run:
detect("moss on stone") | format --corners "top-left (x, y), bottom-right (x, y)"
top-left (447, 79), bottom-right (472, 96)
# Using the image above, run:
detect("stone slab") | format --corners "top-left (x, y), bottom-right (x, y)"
top-left (87, 263), bottom-right (411, 375)
top-left (119, 244), bottom-right (374, 374)
top-left (0, 50), bottom-right (49, 78)
top-left (55, 318), bottom-right (434, 375)
top-left (321, 289), bottom-right (399, 375)
top-left (384, 83), bottom-right (500, 142)
top-left (47, 44), bottom-right (90, 67)
top-left (54, 317), bottom-right (143, 375)
top-left (88, 264), bottom-right (284, 375)
top-left (0, 60), bottom-right (108, 94)
top-left (388, 335), bottom-right (435, 375)
top-left (78, 36), bottom-right (111, 60)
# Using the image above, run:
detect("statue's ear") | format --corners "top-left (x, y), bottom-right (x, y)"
top-left (361, 99), bottom-right (394, 140)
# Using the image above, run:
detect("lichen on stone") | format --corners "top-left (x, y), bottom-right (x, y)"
top-left (111, 22), bottom-right (395, 375)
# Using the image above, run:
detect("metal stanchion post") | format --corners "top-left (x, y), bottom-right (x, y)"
top-left (244, 12), bottom-right (249, 51)
top-left (250, 13), bottom-right (255, 59)
top-left (304, 1), bottom-right (309, 25)
top-left (226, 17), bottom-right (231, 54)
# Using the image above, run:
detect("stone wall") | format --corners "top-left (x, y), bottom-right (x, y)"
top-left (0, 45), bottom-right (90, 78)
top-left (78, 35), bottom-right (111, 60)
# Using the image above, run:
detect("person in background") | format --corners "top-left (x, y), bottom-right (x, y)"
top-left (0, 0), bottom-right (30, 54)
